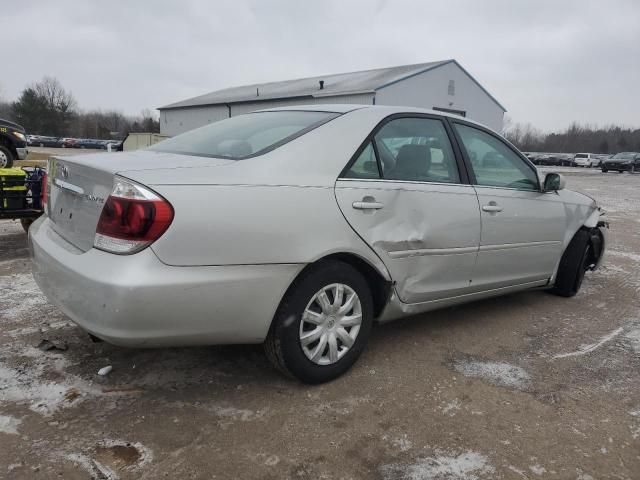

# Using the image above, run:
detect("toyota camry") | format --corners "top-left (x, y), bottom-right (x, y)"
top-left (30, 105), bottom-right (607, 383)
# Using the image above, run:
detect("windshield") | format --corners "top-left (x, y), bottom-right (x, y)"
top-left (612, 152), bottom-right (635, 159)
top-left (575, 154), bottom-right (588, 158)
top-left (150, 111), bottom-right (339, 159)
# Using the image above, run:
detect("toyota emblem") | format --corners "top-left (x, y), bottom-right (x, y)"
top-left (61, 165), bottom-right (69, 179)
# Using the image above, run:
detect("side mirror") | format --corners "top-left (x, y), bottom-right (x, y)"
top-left (543, 173), bottom-right (565, 192)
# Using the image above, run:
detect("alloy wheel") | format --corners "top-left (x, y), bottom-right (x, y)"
top-left (299, 283), bottom-right (362, 365)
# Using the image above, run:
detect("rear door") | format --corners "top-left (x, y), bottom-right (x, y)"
top-left (451, 121), bottom-right (565, 291)
top-left (335, 115), bottom-right (481, 304)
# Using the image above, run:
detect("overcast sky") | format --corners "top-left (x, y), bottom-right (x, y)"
top-left (3, 0), bottom-right (639, 131)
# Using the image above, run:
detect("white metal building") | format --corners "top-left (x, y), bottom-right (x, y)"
top-left (158, 59), bottom-right (506, 136)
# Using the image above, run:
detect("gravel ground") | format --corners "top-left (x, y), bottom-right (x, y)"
top-left (1, 169), bottom-right (639, 479)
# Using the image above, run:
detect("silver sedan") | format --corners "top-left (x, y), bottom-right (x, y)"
top-left (30, 105), bottom-right (607, 383)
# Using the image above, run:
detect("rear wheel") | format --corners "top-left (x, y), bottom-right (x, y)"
top-left (549, 229), bottom-right (591, 297)
top-left (0, 146), bottom-right (14, 168)
top-left (265, 260), bottom-right (373, 383)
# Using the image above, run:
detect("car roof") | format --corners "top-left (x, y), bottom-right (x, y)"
top-left (256, 104), bottom-right (489, 129)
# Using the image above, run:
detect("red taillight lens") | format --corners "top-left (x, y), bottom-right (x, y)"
top-left (94, 177), bottom-right (173, 254)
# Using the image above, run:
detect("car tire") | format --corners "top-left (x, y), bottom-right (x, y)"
top-left (264, 260), bottom-right (374, 384)
top-left (601, 168), bottom-right (608, 173)
top-left (0, 145), bottom-right (15, 168)
top-left (20, 218), bottom-right (36, 233)
top-left (549, 229), bottom-right (591, 298)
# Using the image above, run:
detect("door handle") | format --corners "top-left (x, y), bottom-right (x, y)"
top-left (482, 204), bottom-right (503, 213)
top-left (352, 201), bottom-right (384, 210)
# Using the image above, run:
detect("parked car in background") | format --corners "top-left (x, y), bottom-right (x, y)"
top-left (30, 105), bottom-right (608, 383)
top-left (0, 118), bottom-right (28, 167)
top-left (75, 138), bottom-right (107, 149)
top-left (601, 152), bottom-right (640, 173)
top-left (32, 136), bottom-right (61, 147)
top-left (61, 138), bottom-right (78, 148)
top-left (574, 153), bottom-right (599, 167)
top-left (536, 154), bottom-right (563, 166)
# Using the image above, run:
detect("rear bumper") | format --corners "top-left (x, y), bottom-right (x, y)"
top-left (29, 216), bottom-right (303, 347)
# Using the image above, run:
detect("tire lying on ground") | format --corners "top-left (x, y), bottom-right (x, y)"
top-left (265, 260), bottom-right (374, 384)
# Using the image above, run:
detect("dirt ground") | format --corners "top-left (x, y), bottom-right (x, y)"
top-left (1, 168), bottom-right (639, 479)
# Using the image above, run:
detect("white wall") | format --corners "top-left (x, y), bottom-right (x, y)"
top-left (160, 105), bottom-right (229, 136)
top-left (375, 62), bottom-right (505, 131)
top-left (160, 93), bottom-right (374, 135)
top-left (231, 93), bottom-right (373, 116)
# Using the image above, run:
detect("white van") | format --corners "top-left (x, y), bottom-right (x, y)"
top-left (574, 153), bottom-right (599, 167)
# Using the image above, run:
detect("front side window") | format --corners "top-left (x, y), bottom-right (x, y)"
top-left (454, 124), bottom-right (539, 191)
top-left (150, 111), bottom-right (339, 159)
top-left (373, 117), bottom-right (460, 183)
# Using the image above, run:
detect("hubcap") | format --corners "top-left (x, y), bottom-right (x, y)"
top-left (299, 283), bottom-right (362, 365)
top-left (0, 150), bottom-right (7, 168)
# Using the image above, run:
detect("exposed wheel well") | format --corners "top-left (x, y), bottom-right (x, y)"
top-left (288, 253), bottom-right (392, 319)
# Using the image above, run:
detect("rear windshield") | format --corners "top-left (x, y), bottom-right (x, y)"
top-left (150, 111), bottom-right (339, 159)
top-left (575, 154), bottom-right (588, 158)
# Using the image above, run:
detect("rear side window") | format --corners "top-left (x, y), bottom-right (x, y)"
top-left (343, 142), bottom-right (380, 179)
top-left (150, 111), bottom-right (339, 159)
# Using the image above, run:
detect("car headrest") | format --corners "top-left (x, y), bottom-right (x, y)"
top-left (395, 144), bottom-right (431, 175)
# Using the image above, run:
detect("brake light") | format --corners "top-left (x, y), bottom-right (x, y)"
top-left (94, 177), bottom-right (174, 254)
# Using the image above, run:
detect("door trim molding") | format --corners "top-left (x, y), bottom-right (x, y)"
top-left (388, 246), bottom-right (478, 258)
top-left (479, 240), bottom-right (561, 252)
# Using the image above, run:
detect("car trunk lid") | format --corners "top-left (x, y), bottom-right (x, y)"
top-left (46, 151), bottom-right (234, 251)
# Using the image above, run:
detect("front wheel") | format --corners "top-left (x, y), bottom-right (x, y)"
top-left (549, 230), bottom-right (591, 297)
top-left (0, 146), bottom-right (14, 168)
top-left (265, 260), bottom-right (373, 383)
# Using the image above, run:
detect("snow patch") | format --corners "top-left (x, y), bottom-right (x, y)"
top-left (624, 328), bottom-right (640, 354)
top-left (553, 327), bottom-right (624, 359)
top-left (381, 450), bottom-right (494, 480)
top-left (607, 250), bottom-right (640, 263)
top-left (391, 434), bottom-right (413, 452)
top-left (453, 360), bottom-right (530, 390)
top-left (0, 272), bottom-right (49, 320)
top-left (65, 453), bottom-right (119, 480)
top-left (529, 464), bottom-right (546, 475)
top-left (0, 414), bottom-right (21, 434)
top-left (441, 399), bottom-right (462, 416)
top-left (0, 348), bottom-right (99, 415)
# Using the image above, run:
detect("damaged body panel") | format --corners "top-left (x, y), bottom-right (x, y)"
top-left (335, 180), bottom-right (480, 303)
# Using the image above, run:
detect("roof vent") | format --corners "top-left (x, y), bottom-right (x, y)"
top-left (319, 80), bottom-right (324, 90)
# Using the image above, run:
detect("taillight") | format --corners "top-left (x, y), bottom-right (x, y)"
top-left (94, 177), bottom-right (174, 254)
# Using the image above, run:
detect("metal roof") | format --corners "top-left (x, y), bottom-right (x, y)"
top-left (159, 59), bottom-right (506, 112)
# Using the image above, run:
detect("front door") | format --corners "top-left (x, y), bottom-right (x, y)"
top-left (451, 122), bottom-right (566, 290)
top-left (335, 116), bottom-right (481, 304)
